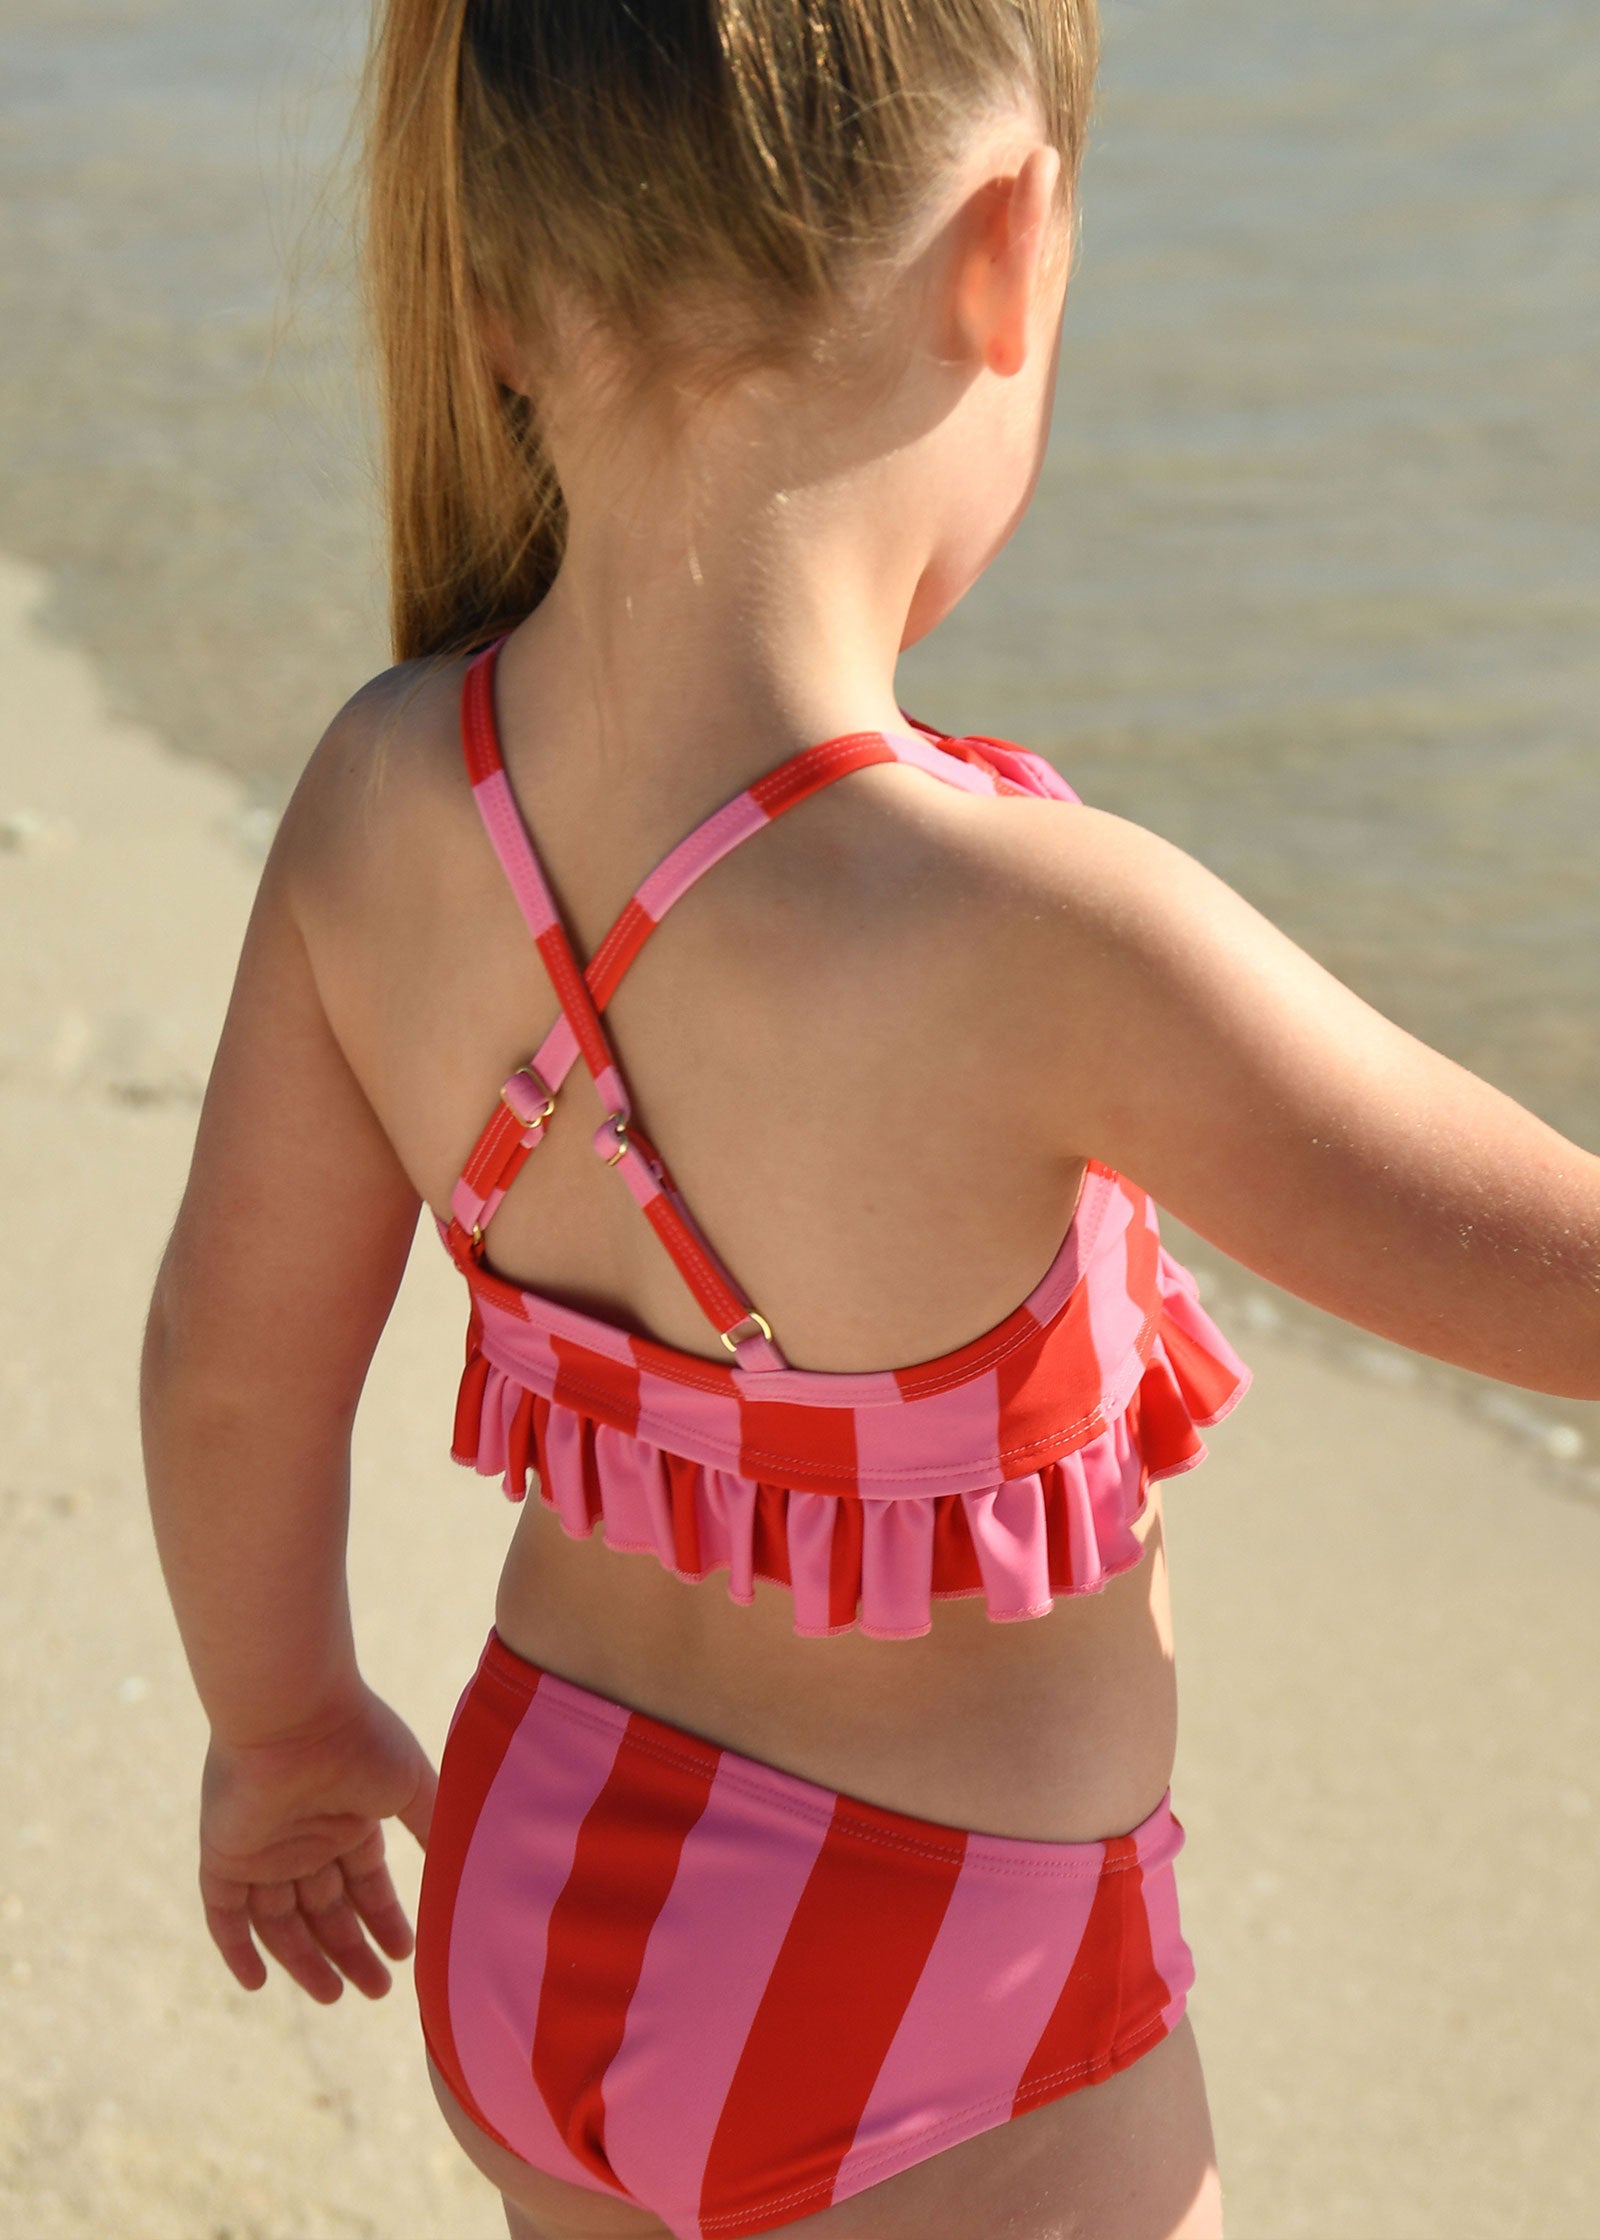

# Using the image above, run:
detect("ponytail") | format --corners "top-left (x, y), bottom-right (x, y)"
top-left (362, 0), bottom-right (564, 661)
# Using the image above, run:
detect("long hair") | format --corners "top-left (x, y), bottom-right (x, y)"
top-left (361, 0), bottom-right (1099, 662)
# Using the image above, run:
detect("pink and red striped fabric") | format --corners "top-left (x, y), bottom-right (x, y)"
top-left (417, 1631), bottom-right (1194, 2239)
top-left (438, 640), bottom-right (1252, 1635)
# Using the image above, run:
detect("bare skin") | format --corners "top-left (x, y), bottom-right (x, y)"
top-left (141, 94), bottom-right (1600, 2240)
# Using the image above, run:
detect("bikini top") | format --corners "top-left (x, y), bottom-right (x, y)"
top-left (439, 638), bottom-right (1251, 1640)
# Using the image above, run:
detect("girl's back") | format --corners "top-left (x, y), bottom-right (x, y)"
top-left (289, 626), bottom-right (1188, 1844)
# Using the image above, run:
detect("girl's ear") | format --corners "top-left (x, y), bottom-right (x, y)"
top-left (949, 144), bottom-right (1065, 378)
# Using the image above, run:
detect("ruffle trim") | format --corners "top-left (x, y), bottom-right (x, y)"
top-left (448, 1254), bottom-right (1249, 1641)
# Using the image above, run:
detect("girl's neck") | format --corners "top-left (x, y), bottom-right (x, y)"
top-left (496, 389), bottom-right (944, 801)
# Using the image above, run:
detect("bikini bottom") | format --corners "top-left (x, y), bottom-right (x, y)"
top-left (415, 1628), bottom-right (1193, 2240)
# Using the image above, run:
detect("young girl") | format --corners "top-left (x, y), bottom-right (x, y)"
top-left (140, 4), bottom-right (1600, 2236)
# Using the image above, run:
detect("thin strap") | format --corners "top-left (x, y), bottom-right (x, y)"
top-left (447, 639), bottom-right (1015, 1369)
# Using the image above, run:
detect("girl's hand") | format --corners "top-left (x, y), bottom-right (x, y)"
top-left (198, 1682), bottom-right (438, 2003)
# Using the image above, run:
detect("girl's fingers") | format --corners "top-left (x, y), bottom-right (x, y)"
top-left (202, 1885), bottom-right (269, 1992)
top-left (250, 1885), bottom-right (347, 2004)
top-left (296, 1865), bottom-right (395, 1999)
top-left (314, 1823), bottom-right (415, 1966)
top-left (344, 1852), bottom-right (416, 1961)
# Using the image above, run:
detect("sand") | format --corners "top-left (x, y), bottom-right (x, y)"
top-left (1, 550), bottom-right (1596, 2239)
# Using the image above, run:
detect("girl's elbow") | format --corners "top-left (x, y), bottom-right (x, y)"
top-left (140, 1281), bottom-right (180, 1412)
top-left (140, 1262), bottom-right (230, 1422)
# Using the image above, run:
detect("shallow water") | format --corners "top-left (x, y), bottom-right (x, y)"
top-left (0, 0), bottom-right (1596, 1147)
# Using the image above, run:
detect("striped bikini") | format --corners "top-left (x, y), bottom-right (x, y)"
top-left (416, 639), bottom-right (1251, 2236)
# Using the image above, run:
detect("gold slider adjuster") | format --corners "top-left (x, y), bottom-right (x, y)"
top-left (721, 1311), bottom-right (775, 1354)
top-left (603, 1115), bottom-right (629, 1167)
top-left (501, 1064), bottom-right (556, 1127)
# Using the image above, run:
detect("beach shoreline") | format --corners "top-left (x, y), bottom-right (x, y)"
top-left (2, 554), bottom-right (1598, 2237)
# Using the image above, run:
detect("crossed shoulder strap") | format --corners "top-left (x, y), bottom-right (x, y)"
top-left (444, 636), bottom-right (1017, 1372)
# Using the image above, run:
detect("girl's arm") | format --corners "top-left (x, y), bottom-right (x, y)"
top-left (1025, 805), bottom-right (1600, 1401)
top-left (141, 784), bottom-right (434, 2000)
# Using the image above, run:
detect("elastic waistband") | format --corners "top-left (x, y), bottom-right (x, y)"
top-left (470, 1627), bottom-right (1182, 1885)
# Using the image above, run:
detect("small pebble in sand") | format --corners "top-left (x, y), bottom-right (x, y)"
top-left (1475, 1387), bottom-right (1580, 1460)
top-left (1349, 1342), bottom-right (1419, 1385)
top-left (1477, 1388), bottom-right (1537, 1434)
top-left (0, 808), bottom-right (76, 854)
top-left (117, 1675), bottom-right (150, 1705)
top-left (233, 803), bottom-right (280, 860)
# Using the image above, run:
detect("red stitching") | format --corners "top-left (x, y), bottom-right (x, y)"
top-left (643, 1190), bottom-right (755, 1330)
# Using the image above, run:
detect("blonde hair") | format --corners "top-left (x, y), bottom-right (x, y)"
top-left (362, 0), bottom-right (1099, 663)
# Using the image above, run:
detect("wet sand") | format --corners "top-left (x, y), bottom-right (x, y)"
top-left (2, 555), bottom-right (1597, 2237)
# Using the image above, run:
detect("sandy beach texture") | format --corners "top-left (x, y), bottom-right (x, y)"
top-left (1, 551), bottom-right (1597, 2239)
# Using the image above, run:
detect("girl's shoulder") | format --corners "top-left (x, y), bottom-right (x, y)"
top-left (274, 654), bottom-right (482, 902)
top-left (292, 652), bottom-right (464, 810)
